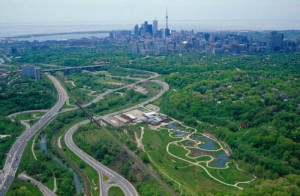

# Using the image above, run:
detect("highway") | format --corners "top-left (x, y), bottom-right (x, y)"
top-left (0, 68), bottom-right (167, 196)
top-left (64, 79), bottom-right (169, 196)
top-left (0, 74), bottom-right (68, 195)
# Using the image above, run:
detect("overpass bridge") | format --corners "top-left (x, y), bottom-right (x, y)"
top-left (14, 65), bottom-right (108, 74)
top-left (44, 65), bottom-right (108, 74)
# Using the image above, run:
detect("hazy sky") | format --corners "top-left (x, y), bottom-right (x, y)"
top-left (1, 0), bottom-right (300, 30)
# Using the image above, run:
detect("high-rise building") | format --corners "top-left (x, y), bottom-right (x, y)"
top-left (270, 31), bottom-right (284, 51)
top-left (153, 20), bottom-right (158, 37)
top-left (21, 65), bottom-right (41, 81)
top-left (142, 21), bottom-right (148, 36)
top-left (147, 24), bottom-right (153, 35)
top-left (165, 11), bottom-right (171, 37)
top-left (134, 24), bottom-right (139, 36)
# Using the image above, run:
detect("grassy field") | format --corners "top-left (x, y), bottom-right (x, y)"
top-left (142, 126), bottom-right (243, 194)
top-left (73, 125), bottom-right (172, 196)
top-left (107, 67), bottom-right (154, 78)
top-left (60, 133), bottom-right (100, 196)
top-left (108, 186), bottom-right (125, 196)
top-left (14, 112), bottom-right (44, 121)
top-left (6, 178), bottom-right (43, 196)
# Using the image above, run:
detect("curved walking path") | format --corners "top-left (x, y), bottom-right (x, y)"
top-left (135, 127), bottom-right (144, 151)
top-left (162, 119), bottom-right (256, 190)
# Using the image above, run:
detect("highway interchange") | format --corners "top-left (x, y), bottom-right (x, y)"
top-left (0, 74), bottom-right (68, 195)
top-left (64, 79), bottom-right (169, 196)
top-left (0, 69), bottom-right (169, 196)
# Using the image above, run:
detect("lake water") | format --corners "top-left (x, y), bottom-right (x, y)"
top-left (1, 20), bottom-right (299, 39)
top-left (14, 32), bottom-right (108, 42)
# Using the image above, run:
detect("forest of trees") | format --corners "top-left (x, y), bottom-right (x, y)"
top-left (0, 75), bottom-right (56, 116)
top-left (0, 74), bottom-right (56, 167)
top-left (124, 53), bottom-right (300, 194)
top-left (3, 42), bottom-right (300, 194)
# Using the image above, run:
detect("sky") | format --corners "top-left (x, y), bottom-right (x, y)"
top-left (0, 0), bottom-right (300, 30)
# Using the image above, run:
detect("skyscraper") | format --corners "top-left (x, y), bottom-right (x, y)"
top-left (153, 20), bottom-right (158, 37)
top-left (134, 24), bottom-right (139, 36)
top-left (165, 11), bottom-right (171, 37)
top-left (147, 24), bottom-right (153, 35)
top-left (142, 21), bottom-right (148, 36)
top-left (270, 31), bottom-right (284, 51)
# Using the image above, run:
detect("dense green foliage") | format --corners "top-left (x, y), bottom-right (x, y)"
top-left (123, 53), bottom-right (300, 193)
top-left (7, 178), bottom-right (42, 196)
top-left (0, 117), bottom-right (23, 168)
top-left (0, 74), bottom-right (56, 167)
top-left (241, 174), bottom-right (300, 195)
top-left (0, 74), bottom-right (56, 116)
top-left (11, 45), bottom-right (131, 67)
top-left (4, 42), bottom-right (300, 194)
top-left (74, 124), bottom-right (171, 195)
top-left (16, 110), bottom-right (86, 195)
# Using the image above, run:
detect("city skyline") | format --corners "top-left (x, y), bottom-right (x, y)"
top-left (0, 0), bottom-right (300, 31)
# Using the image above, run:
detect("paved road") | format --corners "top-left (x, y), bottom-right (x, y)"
top-left (7, 109), bottom-right (48, 122)
top-left (65, 122), bottom-right (138, 196)
top-left (60, 70), bottom-right (159, 113)
top-left (64, 79), bottom-right (169, 196)
top-left (0, 74), bottom-right (68, 195)
top-left (18, 173), bottom-right (56, 196)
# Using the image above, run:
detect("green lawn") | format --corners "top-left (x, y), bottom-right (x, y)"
top-left (73, 125), bottom-right (172, 196)
top-left (108, 186), bottom-right (125, 196)
top-left (201, 162), bottom-right (255, 185)
top-left (143, 126), bottom-right (238, 194)
top-left (6, 178), bottom-right (43, 196)
top-left (15, 112), bottom-right (44, 121)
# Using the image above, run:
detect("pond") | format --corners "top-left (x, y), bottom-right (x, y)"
top-left (168, 123), bottom-right (187, 136)
top-left (173, 130), bottom-right (187, 136)
top-left (213, 152), bottom-right (229, 168)
top-left (199, 137), bottom-right (219, 150)
top-left (39, 134), bottom-right (47, 152)
top-left (167, 123), bottom-right (180, 130)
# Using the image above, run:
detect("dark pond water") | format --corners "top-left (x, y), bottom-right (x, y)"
top-left (167, 123), bottom-right (179, 130)
top-left (199, 137), bottom-right (219, 150)
top-left (39, 134), bottom-right (47, 152)
top-left (213, 152), bottom-right (229, 168)
top-left (168, 123), bottom-right (186, 136)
